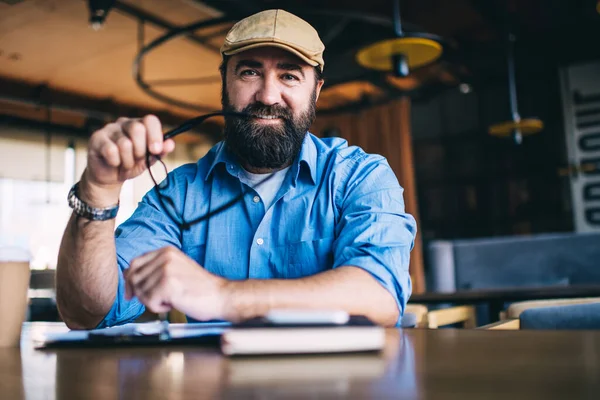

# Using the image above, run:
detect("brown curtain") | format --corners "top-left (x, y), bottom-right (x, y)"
top-left (312, 97), bottom-right (425, 294)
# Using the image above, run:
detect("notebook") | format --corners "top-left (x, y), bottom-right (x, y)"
top-left (220, 315), bottom-right (385, 356)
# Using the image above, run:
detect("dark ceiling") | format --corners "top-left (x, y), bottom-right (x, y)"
top-left (1, 0), bottom-right (598, 133)
top-left (200, 0), bottom-right (600, 93)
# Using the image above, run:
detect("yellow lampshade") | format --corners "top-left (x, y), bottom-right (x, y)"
top-left (356, 37), bottom-right (442, 72)
top-left (488, 118), bottom-right (544, 137)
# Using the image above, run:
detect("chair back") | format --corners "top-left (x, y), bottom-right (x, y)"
top-left (506, 297), bottom-right (600, 319)
top-left (520, 302), bottom-right (600, 330)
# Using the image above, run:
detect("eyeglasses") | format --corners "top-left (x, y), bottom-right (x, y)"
top-left (145, 111), bottom-right (279, 232)
top-left (145, 111), bottom-right (242, 231)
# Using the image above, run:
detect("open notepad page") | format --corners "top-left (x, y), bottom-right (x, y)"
top-left (38, 321), bottom-right (230, 345)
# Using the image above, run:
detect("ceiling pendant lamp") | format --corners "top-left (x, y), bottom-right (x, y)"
top-left (488, 5), bottom-right (543, 144)
top-left (355, 0), bottom-right (443, 77)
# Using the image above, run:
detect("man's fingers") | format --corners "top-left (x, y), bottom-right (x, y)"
top-left (142, 115), bottom-right (164, 155)
top-left (120, 118), bottom-right (142, 136)
top-left (127, 253), bottom-right (166, 289)
top-left (98, 140), bottom-right (121, 167)
top-left (127, 120), bottom-right (149, 160)
top-left (135, 267), bottom-right (165, 299)
top-left (120, 119), bottom-right (146, 158)
top-left (129, 248), bottom-right (164, 272)
top-left (90, 123), bottom-right (123, 167)
top-left (126, 247), bottom-right (181, 309)
top-left (160, 138), bottom-right (176, 156)
top-left (125, 254), bottom-right (163, 301)
top-left (122, 116), bottom-right (164, 158)
top-left (116, 136), bottom-right (135, 170)
top-left (135, 270), bottom-right (171, 313)
top-left (84, 116), bottom-right (167, 190)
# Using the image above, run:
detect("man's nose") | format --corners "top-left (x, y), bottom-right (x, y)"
top-left (254, 74), bottom-right (282, 106)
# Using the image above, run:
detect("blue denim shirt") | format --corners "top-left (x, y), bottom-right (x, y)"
top-left (99, 133), bottom-right (416, 327)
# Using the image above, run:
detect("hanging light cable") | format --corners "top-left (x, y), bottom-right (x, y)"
top-left (355, 0), bottom-right (443, 77)
top-left (488, 7), bottom-right (543, 145)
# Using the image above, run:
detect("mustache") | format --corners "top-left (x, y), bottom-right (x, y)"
top-left (241, 103), bottom-right (293, 120)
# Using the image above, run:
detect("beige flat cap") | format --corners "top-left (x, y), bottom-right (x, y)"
top-left (221, 9), bottom-right (325, 72)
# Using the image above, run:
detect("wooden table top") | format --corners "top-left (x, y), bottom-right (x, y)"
top-left (1, 322), bottom-right (599, 399)
top-left (410, 284), bottom-right (600, 304)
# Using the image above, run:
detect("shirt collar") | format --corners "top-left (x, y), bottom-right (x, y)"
top-left (204, 134), bottom-right (317, 185)
top-left (292, 133), bottom-right (317, 186)
top-left (204, 142), bottom-right (237, 181)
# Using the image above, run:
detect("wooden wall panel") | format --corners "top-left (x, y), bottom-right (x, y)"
top-left (312, 97), bottom-right (426, 294)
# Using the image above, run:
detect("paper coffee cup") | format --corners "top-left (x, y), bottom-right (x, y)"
top-left (0, 246), bottom-right (31, 347)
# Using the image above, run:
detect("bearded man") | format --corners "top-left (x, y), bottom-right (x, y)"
top-left (56, 9), bottom-right (416, 329)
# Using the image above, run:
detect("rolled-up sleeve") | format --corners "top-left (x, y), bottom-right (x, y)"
top-left (332, 152), bottom-right (417, 326)
top-left (96, 181), bottom-right (183, 328)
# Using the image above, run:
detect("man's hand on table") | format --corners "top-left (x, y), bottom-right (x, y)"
top-left (124, 246), bottom-right (231, 321)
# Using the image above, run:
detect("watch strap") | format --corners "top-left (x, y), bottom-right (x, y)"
top-left (68, 182), bottom-right (119, 221)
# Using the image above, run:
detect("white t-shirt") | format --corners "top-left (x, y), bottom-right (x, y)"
top-left (239, 166), bottom-right (291, 210)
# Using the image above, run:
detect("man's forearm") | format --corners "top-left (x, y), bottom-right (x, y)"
top-left (224, 266), bottom-right (400, 327)
top-left (56, 213), bottom-right (118, 329)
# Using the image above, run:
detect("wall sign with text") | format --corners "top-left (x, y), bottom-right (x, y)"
top-left (560, 62), bottom-right (600, 232)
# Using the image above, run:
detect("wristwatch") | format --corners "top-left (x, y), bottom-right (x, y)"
top-left (67, 182), bottom-right (119, 221)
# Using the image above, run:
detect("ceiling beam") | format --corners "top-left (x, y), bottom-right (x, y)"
top-left (197, 0), bottom-right (265, 19)
top-left (0, 114), bottom-right (90, 139)
top-left (0, 77), bottom-right (223, 136)
top-left (112, 1), bottom-right (223, 53)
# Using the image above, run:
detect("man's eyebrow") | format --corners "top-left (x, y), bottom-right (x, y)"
top-left (234, 60), bottom-right (263, 73)
top-left (277, 62), bottom-right (305, 78)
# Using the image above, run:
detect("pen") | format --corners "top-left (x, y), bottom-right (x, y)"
top-left (158, 312), bottom-right (170, 340)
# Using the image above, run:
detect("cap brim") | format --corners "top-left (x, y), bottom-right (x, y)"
top-left (222, 42), bottom-right (321, 71)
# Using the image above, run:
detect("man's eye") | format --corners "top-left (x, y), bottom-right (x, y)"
top-left (282, 74), bottom-right (299, 81)
top-left (241, 70), bottom-right (258, 76)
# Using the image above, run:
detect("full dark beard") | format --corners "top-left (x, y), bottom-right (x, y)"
top-left (222, 91), bottom-right (317, 170)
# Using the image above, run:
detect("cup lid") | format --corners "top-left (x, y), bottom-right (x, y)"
top-left (0, 246), bottom-right (31, 262)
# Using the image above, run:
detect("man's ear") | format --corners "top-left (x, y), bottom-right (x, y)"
top-left (315, 79), bottom-right (325, 102)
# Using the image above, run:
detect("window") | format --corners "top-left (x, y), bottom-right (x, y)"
top-left (0, 123), bottom-right (209, 269)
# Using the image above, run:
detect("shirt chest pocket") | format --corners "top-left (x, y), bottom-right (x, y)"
top-left (285, 236), bottom-right (335, 279)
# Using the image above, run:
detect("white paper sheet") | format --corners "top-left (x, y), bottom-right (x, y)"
top-left (40, 321), bottom-right (230, 344)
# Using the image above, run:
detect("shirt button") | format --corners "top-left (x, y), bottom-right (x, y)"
top-left (256, 238), bottom-right (264, 246)
top-left (253, 196), bottom-right (260, 203)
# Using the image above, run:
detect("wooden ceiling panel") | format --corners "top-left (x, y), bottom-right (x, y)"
top-left (0, 1), bottom-right (136, 83)
top-left (0, 0), bottom-right (60, 37)
top-left (192, 22), bottom-right (232, 37)
top-left (142, 26), bottom-right (222, 81)
top-left (48, 34), bottom-right (223, 114)
top-left (0, 0), bottom-right (224, 116)
top-left (120, 0), bottom-right (222, 26)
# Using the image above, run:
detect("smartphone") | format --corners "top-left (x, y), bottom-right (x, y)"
top-left (265, 310), bottom-right (350, 325)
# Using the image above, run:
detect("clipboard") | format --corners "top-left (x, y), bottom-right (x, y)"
top-left (36, 322), bottom-right (230, 349)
